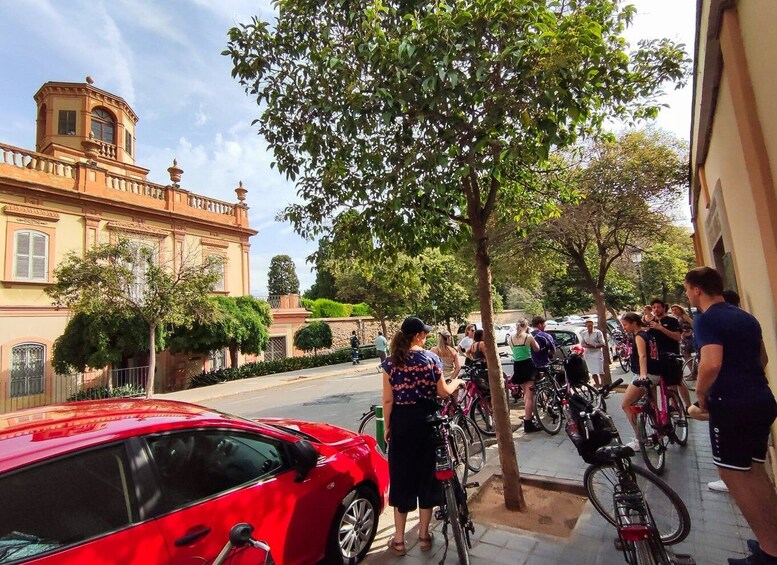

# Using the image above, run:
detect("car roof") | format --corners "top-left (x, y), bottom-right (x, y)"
top-left (547, 324), bottom-right (586, 334)
top-left (0, 399), bottom-right (259, 474)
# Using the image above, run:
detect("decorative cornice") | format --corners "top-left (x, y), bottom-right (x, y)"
top-left (106, 221), bottom-right (168, 237)
top-left (201, 237), bottom-right (230, 249)
top-left (3, 204), bottom-right (60, 222)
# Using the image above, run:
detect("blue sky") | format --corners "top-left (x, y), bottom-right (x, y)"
top-left (0, 0), bottom-right (696, 295)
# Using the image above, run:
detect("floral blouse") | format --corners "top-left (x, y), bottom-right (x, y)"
top-left (381, 350), bottom-right (442, 405)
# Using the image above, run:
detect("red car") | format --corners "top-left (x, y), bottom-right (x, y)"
top-left (0, 399), bottom-right (388, 564)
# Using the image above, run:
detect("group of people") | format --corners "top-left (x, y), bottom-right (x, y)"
top-left (376, 265), bottom-right (777, 563)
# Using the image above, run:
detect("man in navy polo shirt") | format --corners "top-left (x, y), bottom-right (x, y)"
top-left (685, 267), bottom-right (777, 565)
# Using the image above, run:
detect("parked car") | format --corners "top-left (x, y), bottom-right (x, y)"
top-left (0, 399), bottom-right (388, 565)
top-left (545, 324), bottom-right (619, 362)
top-left (494, 324), bottom-right (513, 346)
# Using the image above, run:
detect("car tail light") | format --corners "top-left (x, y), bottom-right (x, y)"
top-left (619, 525), bottom-right (650, 541)
top-left (435, 469), bottom-right (454, 480)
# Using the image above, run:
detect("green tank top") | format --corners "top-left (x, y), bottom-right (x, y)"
top-left (511, 335), bottom-right (532, 362)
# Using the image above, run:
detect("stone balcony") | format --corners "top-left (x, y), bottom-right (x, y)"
top-left (0, 142), bottom-right (249, 229)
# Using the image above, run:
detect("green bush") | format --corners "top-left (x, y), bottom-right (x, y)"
top-left (293, 321), bottom-right (333, 354)
top-left (189, 346), bottom-right (378, 389)
top-left (309, 298), bottom-right (350, 318)
top-left (351, 303), bottom-right (373, 316)
top-left (67, 384), bottom-right (145, 402)
top-left (300, 297), bottom-right (314, 310)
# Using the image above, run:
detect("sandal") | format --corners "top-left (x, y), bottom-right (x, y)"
top-left (387, 537), bottom-right (406, 555)
top-left (419, 532), bottom-right (434, 552)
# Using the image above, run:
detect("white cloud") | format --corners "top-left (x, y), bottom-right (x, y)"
top-left (194, 104), bottom-right (210, 127)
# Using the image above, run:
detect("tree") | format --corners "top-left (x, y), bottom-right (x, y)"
top-left (527, 130), bottom-right (688, 382)
top-left (47, 239), bottom-right (221, 397)
top-left (52, 311), bottom-right (162, 376)
top-left (542, 268), bottom-right (594, 316)
top-left (640, 228), bottom-right (696, 304)
top-left (267, 254), bottom-right (300, 295)
top-left (416, 249), bottom-right (478, 332)
top-left (226, 1), bottom-right (687, 510)
top-left (170, 296), bottom-right (272, 368)
top-left (293, 321), bottom-right (333, 356)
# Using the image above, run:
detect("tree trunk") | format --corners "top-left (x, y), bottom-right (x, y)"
top-left (593, 288), bottom-right (612, 385)
top-left (380, 317), bottom-right (388, 337)
top-left (145, 323), bottom-right (157, 399)
top-left (229, 342), bottom-right (239, 368)
top-left (473, 223), bottom-right (526, 511)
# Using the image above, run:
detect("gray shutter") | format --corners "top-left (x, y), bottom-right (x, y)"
top-left (15, 232), bottom-right (31, 279)
top-left (31, 233), bottom-right (47, 280)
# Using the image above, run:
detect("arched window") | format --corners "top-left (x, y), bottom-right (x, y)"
top-left (10, 343), bottom-right (45, 397)
top-left (90, 107), bottom-right (115, 144)
top-left (14, 230), bottom-right (49, 282)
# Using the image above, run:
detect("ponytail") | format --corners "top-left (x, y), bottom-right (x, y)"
top-left (390, 331), bottom-right (412, 366)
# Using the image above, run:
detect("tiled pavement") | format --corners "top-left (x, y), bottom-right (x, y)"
top-left (365, 387), bottom-right (755, 564)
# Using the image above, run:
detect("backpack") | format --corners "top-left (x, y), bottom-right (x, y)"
top-left (563, 353), bottom-right (589, 385)
top-left (564, 393), bottom-right (619, 464)
top-left (350, 335), bottom-right (359, 348)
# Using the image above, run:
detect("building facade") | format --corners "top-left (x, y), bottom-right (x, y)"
top-left (690, 0), bottom-right (777, 476)
top-left (0, 80), bottom-right (259, 412)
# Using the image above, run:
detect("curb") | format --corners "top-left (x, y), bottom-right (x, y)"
top-left (158, 359), bottom-right (382, 404)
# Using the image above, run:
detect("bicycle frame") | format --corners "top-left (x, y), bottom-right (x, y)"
top-left (632, 378), bottom-right (671, 432)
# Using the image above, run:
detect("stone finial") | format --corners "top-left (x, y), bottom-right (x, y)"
top-left (81, 131), bottom-right (101, 162)
top-left (167, 158), bottom-right (184, 185)
top-left (86, 76), bottom-right (94, 85)
top-left (235, 180), bottom-right (247, 203)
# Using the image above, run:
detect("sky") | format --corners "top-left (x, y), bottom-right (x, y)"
top-left (0, 0), bottom-right (697, 296)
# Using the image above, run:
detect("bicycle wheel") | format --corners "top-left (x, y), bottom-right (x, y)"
top-left (443, 480), bottom-right (471, 565)
top-left (619, 352), bottom-right (630, 372)
top-left (357, 409), bottom-right (376, 435)
top-left (454, 415), bottom-right (486, 474)
top-left (637, 411), bottom-right (666, 475)
top-left (666, 391), bottom-right (688, 447)
top-left (534, 387), bottom-right (562, 435)
top-left (449, 424), bottom-right (469, 487)
top-left (571, 382), bottom-right (597, 405)
top-left (681, 358), bottom-right (697, 391)
top-left (469, 397), bottom-right (496, 436)
top-left (584, 463), bottom-right (690, 545)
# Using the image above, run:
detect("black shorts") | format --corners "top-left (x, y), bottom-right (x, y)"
top-left (511, 359), bottom-right (536, 385)
top-left (708, 396), bottom-right (777, 471)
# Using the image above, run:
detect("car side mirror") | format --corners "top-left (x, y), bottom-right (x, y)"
top-left (290, 439), bottom-right (318, 482)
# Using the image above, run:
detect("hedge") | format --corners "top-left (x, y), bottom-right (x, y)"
top-left (189, 346), bottom-right (378, 389)
top-left (300, 298), bottom-right (375, 318)
top-left (67, 384), bottom-right (145, 402)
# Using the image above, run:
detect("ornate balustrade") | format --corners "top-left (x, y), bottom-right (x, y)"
top-left (105, 173), bottom-right (166, 200)
top-left (0, 142), bottom-right (75, 179)
top-left (188, 193), bottom-right (234, 215)
top-left (97, 141), bottom-right (117, 159)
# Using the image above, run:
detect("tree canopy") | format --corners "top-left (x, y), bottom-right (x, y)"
top-left (225, 0), bottom-right (688, 510)
top-left (293, 321), bottom-right (333, 355)
top-left (47, 240), bottom-right (221, 397)
top-left (170, 296), bottom-right (272, 368)
top-left (267, 254), bottom-right (300, 295)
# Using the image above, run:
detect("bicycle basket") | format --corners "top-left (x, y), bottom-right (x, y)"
top-left (564, 354), bottom-right (590, 385)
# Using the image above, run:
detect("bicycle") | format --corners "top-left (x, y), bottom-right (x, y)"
top-left (615, 334), bottom-right (632, 373)
top-left (533, 357), bottom-right (601, 435)
top-left (680, 352), bottom-right (698, 391)
top-left (630, 368), bottom-right (688, 476)
top-left (440, 391), bottom-right (487, 474)
top-left (565, 385), bottom-right (693, 564)
top-left (429, 410), bottom-right (477, 565)
top-left (212, 522), bottom-right (274, 565)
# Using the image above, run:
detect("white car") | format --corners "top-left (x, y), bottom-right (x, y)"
top-left (544, 324), bottom-right (619, 363)
top-left (494, 324), bottom-right (513, 346)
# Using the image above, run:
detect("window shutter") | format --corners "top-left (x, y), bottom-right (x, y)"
top-left (31, 233), bottom-right (47, 280)
top-left (15, 232), bottom-right (31, 279)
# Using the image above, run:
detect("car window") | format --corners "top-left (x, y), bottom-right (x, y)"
top-left (0, 443), bottom-right (136, 563)
top-left (145, 429), bottom-right (287, 515)
top-left (547, 331), bottom-right (578, 346)
top-left (457, 325), bottom-right (465, 334)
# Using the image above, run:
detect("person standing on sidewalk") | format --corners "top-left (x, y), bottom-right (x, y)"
top-left (685, 267), bottom-right (777, 565)
top-left (649, 299), bottom-right (692, 409)
top-left (429, 330), bottom-right (461, 380)
top-left (581, 319), bottom-right (606, 386)
top-left (509, 319), bottom-right (541, 432)
top-left (457, 324), bottom-right (476, 366)
top-left (350, 331), bottom-right (360, 365)
top-left (374, 331), bottom-right (388, 362)
top-left (381, 317), bottom-right (464, 555)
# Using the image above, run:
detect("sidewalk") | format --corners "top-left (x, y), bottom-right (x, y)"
top-left (365, 395), bottom-right (754, 564)
top-left (157, 358), bottom-right (382, 404)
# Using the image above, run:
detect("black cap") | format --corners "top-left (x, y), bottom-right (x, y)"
top-left (401, 317), bottom-right (433, 335)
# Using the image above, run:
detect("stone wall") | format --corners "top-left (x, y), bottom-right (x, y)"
top-left (312, 317), bottom-right (402, 351)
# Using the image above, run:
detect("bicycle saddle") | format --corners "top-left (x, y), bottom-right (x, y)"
top-left (595, 444), bottom-right (636, 462)
top-left (425, 411), bottom-right (445, 424)
top-left (633, 377), bottom-right (653, 388)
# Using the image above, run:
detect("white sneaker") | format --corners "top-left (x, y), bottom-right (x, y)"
top-left (625, 439), bottom-right (640, 451)
top-left (708, 480), bottom-right (729, 493)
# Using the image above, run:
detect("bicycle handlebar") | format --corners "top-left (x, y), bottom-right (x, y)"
top-left (598, 378), bottom-right (624, 397)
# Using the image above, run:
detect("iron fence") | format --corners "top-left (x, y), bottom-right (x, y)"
top-left (0, 366), bottom-right (148, 415)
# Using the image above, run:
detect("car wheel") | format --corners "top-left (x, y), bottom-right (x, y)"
top-left (325, 486), bottom-right (379, 564)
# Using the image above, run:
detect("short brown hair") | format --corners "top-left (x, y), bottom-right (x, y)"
top-left (685, 267), bottom-right (724, 296)
top-left (531, 316), bottom-right (545, 327)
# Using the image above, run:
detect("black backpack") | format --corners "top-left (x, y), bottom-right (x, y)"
top-left (563, 353), bottom-right (589, 385)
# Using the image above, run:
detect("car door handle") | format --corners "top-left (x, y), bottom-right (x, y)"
top-left (174, 526), bottom-right (211, 546)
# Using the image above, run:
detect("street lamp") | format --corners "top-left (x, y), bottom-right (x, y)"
top-left (629, 247), bottom-right (647, 305)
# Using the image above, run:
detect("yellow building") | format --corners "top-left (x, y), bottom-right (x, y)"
top-left (691, 0), bottom-right (777, 475)
top-left (0, 80), bottom-right (259, 412)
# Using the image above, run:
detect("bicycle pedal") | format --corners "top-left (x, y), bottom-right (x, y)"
top-left (613, 538), bottom-right (624, 551)
top-left (434, 509), bottom-right (445, 520)
top-left (464, 482), bottom-right (480, 489)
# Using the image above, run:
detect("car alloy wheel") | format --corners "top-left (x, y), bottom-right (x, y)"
top-left (329, 487), bottom-right (378, 563)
